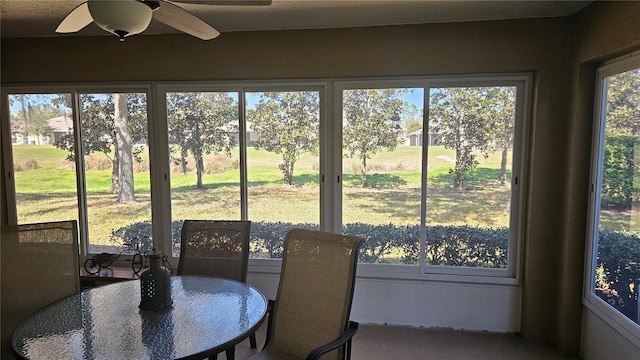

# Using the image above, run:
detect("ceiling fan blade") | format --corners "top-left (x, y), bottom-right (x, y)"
top-left (169, 0), bottom-right (271, 5)
top-left (56, 2), bottom-right (93, 33)
top-left (155, 1), bottom-right (220, 40)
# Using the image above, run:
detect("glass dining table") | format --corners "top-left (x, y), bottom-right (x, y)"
top-left (11, 276), bottom-right (267, 360)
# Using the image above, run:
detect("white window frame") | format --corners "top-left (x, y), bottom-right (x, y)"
top-left (155, 81), bottom-right (329, 263)
top-left (333, 74), bottom-right (530, 284)
top-left (154, 83), bottom-right (246, 260)
top-left (584, 52), bottom-right (640, 347)
top-left (1, 84), bottom-right (154, 262)
top-left (75, 85), bottom-right (154, 258)
top-left (2, 74), bottom-right (529, 285)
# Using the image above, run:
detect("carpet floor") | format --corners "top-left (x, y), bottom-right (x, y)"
top-left (223, 323), bottom-right (582, 360)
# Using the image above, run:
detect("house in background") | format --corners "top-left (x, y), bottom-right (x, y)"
top-left (47, 116), bottom-right (74, 144)
top-left (2, 2), bottom-right (640, 360)
top-left (10, 115), bottom-right (73, 145)
top-left (231, 123), bottom-right (259, 147)
top-left (406, 129), bottom-right (441, 147)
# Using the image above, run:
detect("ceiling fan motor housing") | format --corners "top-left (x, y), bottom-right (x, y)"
top-left (88, 0), bottom-right (153, 40)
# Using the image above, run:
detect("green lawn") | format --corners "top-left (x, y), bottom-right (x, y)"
top-left (12, 144), bottom-right (515, 246)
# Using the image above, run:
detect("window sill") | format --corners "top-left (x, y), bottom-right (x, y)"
top-left (583, 294), bottom-right (640, 349)
top-left (248, 258), bottom-right (520, 286)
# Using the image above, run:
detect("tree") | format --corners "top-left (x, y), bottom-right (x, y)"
top-left (166, 92), bottom-right (238, 189)
top-left (248, 91), bottom-right (320, 185)
top-left (343, 89), bottom-right (407, 187)
top-left (429, 87), bottom-right (497, 190)
top-left (600, 69), bottom-right (640, 208)
top-left (55, 93), bottom-right (147, 202)
top-left (485, 87), bottom-right (516, 185)
top-left (606, 69), bottom-right (640, 136)
top-left (405, 119), bottom-right (422, 135)
top-left (17, 95), bottom-right (34, 144)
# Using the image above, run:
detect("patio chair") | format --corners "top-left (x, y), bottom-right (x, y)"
top-left (177, 220), bottom-right (254, 360)
top-left (1, 220), bottom-right (80, 359)
top-left (248, 228), bottom-right (364, 360)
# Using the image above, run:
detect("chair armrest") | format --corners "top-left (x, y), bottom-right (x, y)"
top-left (305, 321), bottom-right (359, 360)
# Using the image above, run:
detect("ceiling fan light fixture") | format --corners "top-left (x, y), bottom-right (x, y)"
top-left (88, 0), bottom-right (153, 41)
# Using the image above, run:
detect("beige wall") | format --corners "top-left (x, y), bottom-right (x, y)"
top-left (2, 17), bottom-right (566, 82)
top-left (3, 2), bottom-right (639, 354)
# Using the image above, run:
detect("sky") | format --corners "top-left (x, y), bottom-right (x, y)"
top-left (9, 89), bottom-right (426, 123)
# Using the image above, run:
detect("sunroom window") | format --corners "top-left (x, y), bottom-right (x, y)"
top-left (2, 75), bottom-right (527, 282)
top-left (6, 93), bottom-right (78, 226)
top-left (588, 55), bottom-right (640, 328)
top-left (245, 90), bottom-right (321, 258)
top-left (425, 85), bottom-right (517, 270)
top-left (4, 90), bottom-right (152, 256)
top-left (335, 77), bottom-right (527, 278)
top-left (340, 87), bottom-right (424, 265)
top-left (164, 90), bottom-right (241, 257)
top-left (78, 92), bottom-right (152, 254)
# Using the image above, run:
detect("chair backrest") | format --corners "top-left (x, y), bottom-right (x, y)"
top-left (177, 220), bottom-right (251, 282)
top-left (1, 220), bottom-right (80, 354)
top-left (267, 228), bottom-right (363, 360)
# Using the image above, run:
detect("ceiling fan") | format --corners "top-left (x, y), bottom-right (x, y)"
top-left (56, 0), bottom-right (272, 41)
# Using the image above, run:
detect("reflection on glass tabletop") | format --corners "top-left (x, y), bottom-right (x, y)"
top-left (12, 276), bottom-right (267, 360)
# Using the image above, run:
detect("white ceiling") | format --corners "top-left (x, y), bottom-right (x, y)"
top-left (0, 0), bottom-right (592, 39)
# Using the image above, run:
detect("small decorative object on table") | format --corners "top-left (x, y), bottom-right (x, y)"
top-left (139, 250), bottom-right (173, 311)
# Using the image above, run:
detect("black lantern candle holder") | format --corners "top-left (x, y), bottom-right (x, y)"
top-left (139, 252), bottom-right (173, 311)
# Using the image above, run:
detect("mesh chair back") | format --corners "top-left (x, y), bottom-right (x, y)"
top-left (177, 220), bottom-right (251, 282)
top-left (1, 220), bottom-right (80, 354)
top-left (267, 228), bottom-right (363, 360)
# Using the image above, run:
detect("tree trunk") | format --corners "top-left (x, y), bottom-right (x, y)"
top-left (454, 148), bottom-right (462, 190)
top-left (453, 124), bottom-right (465, 190)
top-left (196, 156), bottom-right (204, 189)
top-left (283, 161), bottom-right (294, 185)
top-left (361, 155), bottom-right (367, 187)
top-left (110, 148), bottom-right (119, 194)
top-left (499, 147), bottom-right (508, 185)
top-left (113, 94), bottom-right (135, 203)
top-left (181, 156), bottom-right (187, 176)
top-left (20, 95), bottom-right (29, 144)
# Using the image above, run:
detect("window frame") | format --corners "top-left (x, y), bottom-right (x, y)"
top-left (2, 74), bottom-right (529, 285)
top-left (1, 84), bottom-right (154, 262)
top-left (155, 83), bottom-right (246, 260)
top-left (333, 74), bottom-right (530, 284)
top-left (584, 52), bottom-right (640, 346)
top-left (75, 86), bottom-right (154, 256)
top-left (155, 81), bottom-right (329, 261)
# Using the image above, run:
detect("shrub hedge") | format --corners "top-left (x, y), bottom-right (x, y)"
top-left (596, 230), bottom-right (640, 320)
top-left (111, 220), bottom-right (639, 318)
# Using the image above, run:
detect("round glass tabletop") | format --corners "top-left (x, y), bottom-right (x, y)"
top-left (12, 276), bottom-right (267, 360)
